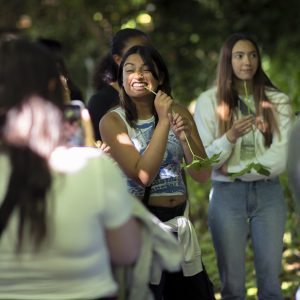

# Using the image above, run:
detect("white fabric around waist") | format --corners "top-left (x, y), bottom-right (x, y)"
top-left (151, 202), bottom-right (203, 284)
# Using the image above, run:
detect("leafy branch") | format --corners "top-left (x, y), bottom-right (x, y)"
top-left (227, 162), bottom-right (270, 178)
top-left (185, 152), bottom-right (221, 170)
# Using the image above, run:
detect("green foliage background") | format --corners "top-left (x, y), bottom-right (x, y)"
top-left (1, 0), bottom-right (299, 298)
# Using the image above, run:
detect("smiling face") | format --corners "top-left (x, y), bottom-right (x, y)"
top-left (231, 40), bottom-right (258, 82)
top-left (122, 53), bottom-right (160, 98)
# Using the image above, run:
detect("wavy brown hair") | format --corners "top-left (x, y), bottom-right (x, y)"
top-left (216, 32), bottom-right (279, 146)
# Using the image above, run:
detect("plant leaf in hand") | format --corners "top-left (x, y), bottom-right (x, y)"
top-left (252, 163), bottom-right (271, 176)
top-left (144, 85), bottom-right (221, 170)
top-left (186, 153), bottom-right (221, 170)
top-left (226, 82), bottom-right (271, 178)
top-left (227, 162), bottom-right (270, 179)
top-left (227, 163), bottom-right (253, 178)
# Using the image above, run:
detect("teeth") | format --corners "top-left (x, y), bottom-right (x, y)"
top-left (132, 82), bottom-right (146, 87)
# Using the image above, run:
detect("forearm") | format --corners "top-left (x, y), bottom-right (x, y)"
top-left (107, 218), bottom-right (142, 266)
top-left (136, 119), bottom-right (170, 185)
top-left (182, 135), bottom-right (211, 182)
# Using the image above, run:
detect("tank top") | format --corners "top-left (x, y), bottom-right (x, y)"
top-left (112, 107), bottom-right (186, 197)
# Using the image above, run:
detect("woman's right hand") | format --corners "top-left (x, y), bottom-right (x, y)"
top-left (226, 115), bottom-right (254, 143)
top-left (154, 90), bottom-right (173, 122)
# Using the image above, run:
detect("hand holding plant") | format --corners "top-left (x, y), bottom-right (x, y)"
top-left (228, 81), bottom-right (271, 179)
top-left (144, 86), bottom-right (220, 169)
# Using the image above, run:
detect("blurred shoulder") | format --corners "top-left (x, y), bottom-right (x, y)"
top-left (197, 86), bottom-right (217, 101)
top-left (265, 88), bottom-right (290, 103)
top-left (50, 146), bottom-right (116, 174)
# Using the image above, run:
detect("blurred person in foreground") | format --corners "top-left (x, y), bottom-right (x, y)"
top-left (37, 37), bottom-right (84, 102)
top-left (0, 38), bottom-right (141, 300)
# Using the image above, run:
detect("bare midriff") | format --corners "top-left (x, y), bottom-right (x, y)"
top-left (138, 194), bottom-right (186, 207)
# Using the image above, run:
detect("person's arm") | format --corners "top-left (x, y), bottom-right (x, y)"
top-left (287, 119), bottom-right (300, 216)
top-left (106, 217), bottom-right (141, 265)
top-left (99, 155), bottom-right (142, 265)
top-left (100, 91), bottom-right (173, 186)
top-left (172, 103), bottom-right (211, 182)
top-left (228, 92), bottom-right (293, 179)
top-left (194, 90), bottom-right (235, 169)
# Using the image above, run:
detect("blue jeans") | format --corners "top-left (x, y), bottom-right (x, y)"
top-left (209, 178), bottom-right (286, 300)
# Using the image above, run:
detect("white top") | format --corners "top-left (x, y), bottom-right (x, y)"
top-left (158, 201), bottom-right (202, 281)
top-left (194, 87), bottom-right (293, 182)
top-left (0, 147), bottom-right (133, 300)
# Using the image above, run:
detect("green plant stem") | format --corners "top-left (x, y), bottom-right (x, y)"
top-left (243, 80), bottom-right (250, 115)
top-left (228, 82), bottom-right (270, 178)
top-left (144, 86), bottom-right (201, 159)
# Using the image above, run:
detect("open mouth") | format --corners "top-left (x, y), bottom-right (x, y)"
top-left (132, 82), bottom-right (147, 88)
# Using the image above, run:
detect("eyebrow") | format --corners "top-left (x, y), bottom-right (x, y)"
top-left (232, 50), bottom-right (257, 54)
top-left (124, 62), bottom-right (149, 68)
top-left (124, 62), bottom-right (135, 67)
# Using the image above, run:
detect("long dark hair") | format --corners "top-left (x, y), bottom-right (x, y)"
top-left (216, 32), bottom-right (279, 146)
top-left (92, 28), bottom-right (150, 90)
top-left (0, 38), bottom-right (64, 251)
top-left (118, 44), bottom-right (171, 127)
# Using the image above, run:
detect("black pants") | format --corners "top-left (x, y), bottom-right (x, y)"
top-left (150, 269), bottom-right (215, 300)
top-left (147, 202), bottom-right (186, 222)
top-left (147, 202), bottom-right (215, 300)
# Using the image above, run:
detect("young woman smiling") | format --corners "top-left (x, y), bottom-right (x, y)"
top-left (100, 44), bottom-right (214, 300)
top-left (194, 33), bottom-right (293, 300)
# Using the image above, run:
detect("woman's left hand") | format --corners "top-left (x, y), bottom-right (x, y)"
top-left (170, 112), bottom-right (192, 141)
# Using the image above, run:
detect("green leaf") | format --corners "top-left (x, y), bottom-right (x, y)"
top-left (227, 163), bottom-right (253, 178)
top-left (228, 162), bottom-right (270, 179)
top-left (252, 163), bottom-right (271, 176)
top-left (185, 152), bottom-right (221, 170)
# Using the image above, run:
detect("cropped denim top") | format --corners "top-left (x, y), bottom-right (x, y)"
top-left (112, 107), bottom-right (186, 197)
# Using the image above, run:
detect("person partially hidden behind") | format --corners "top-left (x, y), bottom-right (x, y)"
top-left (0, 37), bottom-right (141, 300)
top-left (87, 28), bottom-right (151, 141)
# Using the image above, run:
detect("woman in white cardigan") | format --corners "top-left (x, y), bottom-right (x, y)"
top-left (194, 33), bottom-right (293, 300)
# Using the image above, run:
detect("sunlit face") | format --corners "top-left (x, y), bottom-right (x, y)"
top-left (122, 53), bottom-right (159, 98)
top-left (231, 40), bottom-right (258, 81)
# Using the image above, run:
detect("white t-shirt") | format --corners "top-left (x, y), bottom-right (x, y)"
top-left (0, 147), bottom-right (133, 300)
